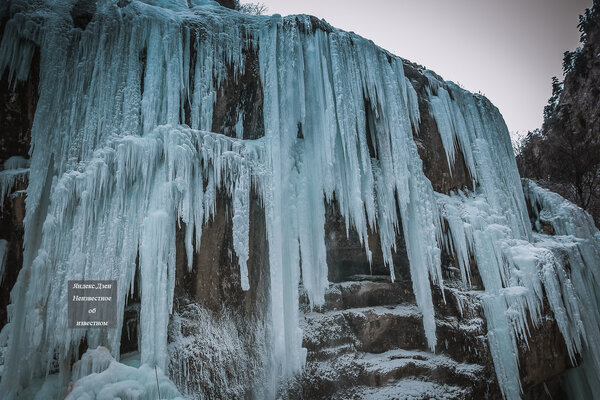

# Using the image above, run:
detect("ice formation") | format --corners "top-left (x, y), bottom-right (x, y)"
top-left (0, 239), bottom-right (7, 286)
top-left (0, 156), bottom-right (29, 209)
top-left (0, 0), bottom-right (598, 399)
top-left (168, 300), bottom-right (267, 398)
top-left (66, 347), bottom-right (184, 400)
top-left (523, 180), bottom-right (600, 399)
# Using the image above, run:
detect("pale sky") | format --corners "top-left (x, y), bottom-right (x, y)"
top-left (244, 0), bottom-right (592, 135)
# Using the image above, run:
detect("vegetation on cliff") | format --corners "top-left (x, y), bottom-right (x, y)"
top-left (516, 0), bottom-right (600, 226)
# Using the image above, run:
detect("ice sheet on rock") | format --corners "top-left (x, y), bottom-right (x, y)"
top-left (0, 0), bottom-right (512, 396)
top-left (3, 156), bottom-right (30, 170)
top-left (438, 192), bottom-right (542, 399)
top-left (232, 166), bottom-right (251, 291)
top-left (0, 164), bottom-right (29, 210)
top-left (523, 179), bottom-right (600, 398)
top-left (439, 183), bottom-right (600, 400)
top-left (0, 7), bottom-right (444, 394)
top-left (0, 239), bottom-right (7, 286)
top-left (71, 346), bottom-right (115, 382)
top-left (8, 373), bottom-right (61, 400)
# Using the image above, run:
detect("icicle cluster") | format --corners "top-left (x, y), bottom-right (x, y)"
top-left (429, 76), bottom-right (600, 399)
top-left (0, 1), bottom-right (598, 399)
top-left (523, 180), bottom-right (600, 399)
top-left (167, 301), bottom-right (268, 399)
top-left (0, 156), bottom-right (29, 210)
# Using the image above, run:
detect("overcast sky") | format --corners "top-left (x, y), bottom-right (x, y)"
top-left (245, 0), bottom-right (592, 135)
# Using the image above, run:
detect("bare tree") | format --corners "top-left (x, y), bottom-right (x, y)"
top-left (236, 2), bottom-right (268, 15)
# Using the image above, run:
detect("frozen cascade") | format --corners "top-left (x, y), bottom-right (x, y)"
top-left (0, 0), bottom-right (598, 399)
top-left (523, 180), bottom-right (600, 399)
top-left (425, 76), bottom-right (531, 241)
top-left (437, 180), bottom-right (600, 400)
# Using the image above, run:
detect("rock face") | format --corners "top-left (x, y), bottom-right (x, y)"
top-left (0, 2), bottom-right (598, 400)
top-left (516, 3), bottom-right (600, 226)
top-left (543, 11), bottom-right (600, 225)
top-left (403, 61), bottom-right (473, 195)
top-left (290, 278), bottom-right (492, 399)
top-left (0, 48), bottom-right (37, 327)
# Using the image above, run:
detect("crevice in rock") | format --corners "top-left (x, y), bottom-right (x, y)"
top-left (363, 96), bottom-right (379, 160)
top-left (120, 264), bottom-right (141, 355)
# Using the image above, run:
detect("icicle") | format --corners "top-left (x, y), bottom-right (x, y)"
top-left (0, 156), bottom-right (29, 210)
top-left (523, 179), bottom-right (600, 396)
top-left (233, 165), bottom-right (250, 291)
top-left (0, 239), bottom-right (7, 286)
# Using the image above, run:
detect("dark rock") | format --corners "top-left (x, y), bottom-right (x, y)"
top-left (518, 313), bottom-right (575, 396)
top-left (215, 0), bottom-right (236, 10)
top-left (0, 46), bottom-right (38, 329)
top-left (70, 0), bottom-right (96, 30)
top-left (324, 198), bottom-right (411, 283)
top-left (174, 188), bottom-right (269, 318)
top-left (0, 180), bottom-right (26, 328)
top-left (293, 277), bottom-right (500, 399)
top-left (0, 51), bottom-right (38, 162)
top-left (169, 188), bottom-right (270, 398)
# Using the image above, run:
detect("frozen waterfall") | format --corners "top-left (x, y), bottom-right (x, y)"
top-left (0, 0), bottom-right (599, 399)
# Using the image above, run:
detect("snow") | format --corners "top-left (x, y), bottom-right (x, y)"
top-left (305, 304), bottom-right (422, 322)
top-left (359, 348), bottom-right (484, 378)
top-left (342, 378), bottom-right (467, 400)
top-left (66, 347), bottom-right (184, 400)
top-left (168, 301), bottom-right (268, 398)
top-left (0, 0), bottom-right (599, 399)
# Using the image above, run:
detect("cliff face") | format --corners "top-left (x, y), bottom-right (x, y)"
top-left (544, 8), bottom-right (600, 224)
top-left (0, 1), bottom-right (599, 400)
top-left (517, 2), bottom-right (600, 226)
top-left (556, 7), bottom-right (600, 137)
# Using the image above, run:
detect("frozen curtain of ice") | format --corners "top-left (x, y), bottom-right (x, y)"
top-left (0, 0), bottom-right (599, 399)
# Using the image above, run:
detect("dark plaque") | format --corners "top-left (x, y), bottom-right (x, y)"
top-left (68, 280), bottom-right (117, 328)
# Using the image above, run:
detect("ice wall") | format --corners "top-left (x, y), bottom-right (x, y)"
top-left (0, 0), bottom-right (598, 399)
top-left (523, 180), bottom-right (600, 398)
